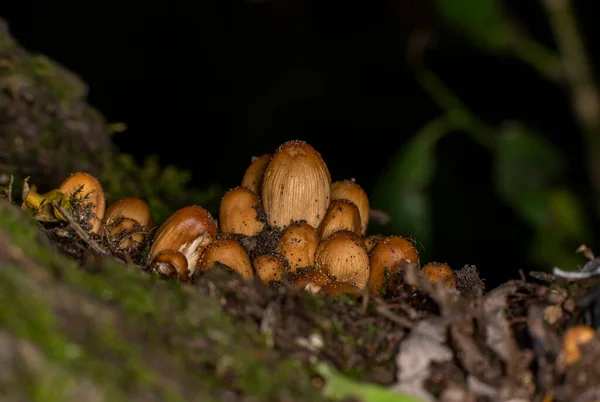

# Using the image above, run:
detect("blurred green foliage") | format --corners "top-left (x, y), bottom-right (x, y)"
top-left (373, 0), bottom-right (597, 273)
top-left (438, 0), bottom-right (510, 51)
top-left (101, 153), bottom-right (222, 224)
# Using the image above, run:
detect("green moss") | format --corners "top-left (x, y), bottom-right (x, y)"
top-left (100, 153), bottom-right (223, 223)
top-left (0, 266), bottom-right (70, 361)
top-left (0, 200), bottom-right (327, 401)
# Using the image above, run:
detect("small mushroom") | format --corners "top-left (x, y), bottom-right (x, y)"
top-left (262, 140), bottom-right (331, 230)
top-left (368, 236), bottom-right (419, 294)
top-left (277, 221), bottom-right (320, 273)
top-left (363, 234), bottom-right (383, 253)
top-left (241, 153), bottom-right (272, 194)
top-left (253, 254), bottom-right (286, 284)
top-left (219, 186), bottom-right (265, 236)
top-left (317, 199), bottom-right (361, 241)
top-left (197, 239), bottom-right (255, 279)
top-left (287, 267), bottom-right (332, 294)
top-left (319, 282), bottom-right (363, 298)
top-left (148, 205), bottom-right (217, 280)
top-left (420, 262), bottom-right (456, 288)
top-left (104, 197), bottom-right (154, 251)
top-left (331, 180), bottom-right (370, 235)
top-left (561, 325), bottom-right (596, 366)
top-left (151, 250), bottom-right (189, 281)
top-left (315, 230), bottom-right (370, 289)
top-left (58, 172), bottom-right (106, 234)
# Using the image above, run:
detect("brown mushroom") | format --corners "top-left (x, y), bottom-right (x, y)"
top-left (319, 282), bottom-right (363, 298)
top-left (148, 205), bottom-right (217, 280)
top-left (317, 199), bottom-right (361, 241)
top-left (420, 262), bottom-right (456, 288)
top-left (287, 267), bottom-right (332, 294)
top-left (241, 153), bottom-right (272, 194)
top-left (315, 230), bottom-right (370, 289)
top-left (104, 197), bottom-right (154, 251)
top-left (58, 172), bottom-right (105, 234)
top-left (197, 239), bottom-right (254, 279)
top-left (261, 140), bottom-right (331, 229)
top-left (331, 180), bottom-right (370, 235)
top-left (368, 236), bottom-right (419, 294)
top-left (363, 234), bottom-right (383, 253)
top-left (277, 221), bottom-right (320, 273)
top-left (253, 254), bottom-right (286, 284)
top-left (219, 186), bottom-right (265, 236)
top-left (562, 325), bottom-right (596, 366)
top-left (151, 250), bottom-right (189, 281)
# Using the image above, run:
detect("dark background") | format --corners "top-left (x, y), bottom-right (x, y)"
top-left (2, 0), bottom-right (599, 288)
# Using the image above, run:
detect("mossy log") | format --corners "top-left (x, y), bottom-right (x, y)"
top-left (0, 199), bottom-right (326, 401)
top-left (0, 18), bottom-right (114, 190)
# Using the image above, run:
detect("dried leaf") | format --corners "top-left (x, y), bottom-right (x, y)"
top-left (21, 177), bottom-right (72, 223)
top-left (393, 317), bottom-right (454, 402)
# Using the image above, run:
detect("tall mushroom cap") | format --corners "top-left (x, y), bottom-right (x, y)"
top-left (261, 140), bottom-right (331, 230)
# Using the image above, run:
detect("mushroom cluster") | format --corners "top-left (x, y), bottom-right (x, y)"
top-left (22, 140), bottom-right (457, 297)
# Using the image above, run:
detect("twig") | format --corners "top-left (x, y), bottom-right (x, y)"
top-left (360, 289), bottom-right (370, 315)
top-left (374, 305), bottom-right (414, 329)
top-left (415, 69), bottom-right (497, 149)
top-left (260, 297), bottom-right (281, 349)
top-left (7, 174), bottom-right (13, 202)
top-left (52, 200), bottom-right (110, 256)
top-left (541, 0), bottom-right (600, 211)
top-left (510, 32), bottom-right (564, 83)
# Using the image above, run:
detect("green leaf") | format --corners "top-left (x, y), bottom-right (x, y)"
top-left (437, 0), bottom-right (511, 50)
top-left (493, 123), bottom-right (590, 270)
top-left (315, 363), bottom-right (425, 402)
top-left (493, 123), bottom-right (564, 227)
top-left (371, 117), bottom-right (450, 250)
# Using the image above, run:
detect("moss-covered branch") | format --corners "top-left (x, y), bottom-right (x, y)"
top-left (0, 199), bottom-right (326, 401)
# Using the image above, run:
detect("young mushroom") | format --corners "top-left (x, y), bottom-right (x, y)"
top-left (561, 325), bottom-right (596, 366)
top-left (262, 140), bottom-right (331, 230)
top-left (319, 282), bottom-right (363, 298)
top-left (363, 234), bottom-right (383, 253)
top-left (197, 239), bottom-right (255, 279)
top-left (241, 153), bottom-right (272, 194)
top-left (148, 205), bottom-right (217, 280)
top-left (219, 186), bottom-right (265, 236)
top-left (420, 262), bottom-right (457, 288)
top-left (287, 267), bottom-right (332, 294)
top-left (330, 180), bottom-right (370, 235)
top-left (58, 172), bottom-right (106, 234)
top-left (103, 197), bottom-right (154, 252)
top-left (315, 230), bottom-right (370, 290)
top-left (369, 236), bottom-right (419, 294)
top-left (277, 221), bottom-right (320, 273)
top-left (317, 199), bottom-right (361, 241)
top-left (253, 254), bottom-right (286, 284)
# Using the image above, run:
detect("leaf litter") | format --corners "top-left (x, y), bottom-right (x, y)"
top-left (5, 187), bottom-right (600, 402)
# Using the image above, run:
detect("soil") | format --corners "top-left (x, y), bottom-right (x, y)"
top-left (5, 187), bottom-right (600, 402)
